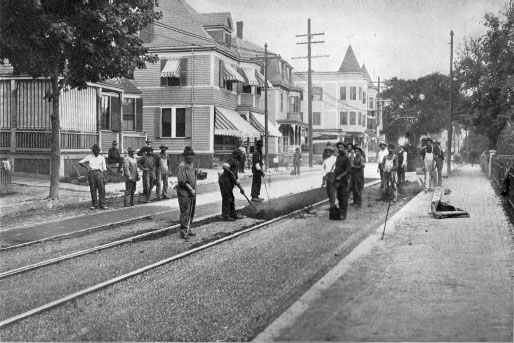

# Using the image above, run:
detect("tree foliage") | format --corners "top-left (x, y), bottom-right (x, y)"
top-left (381, 73), bottom-right (454, 144)
top-left (455, 4), bottom-right (514, 148)
top-left (0, 0), bottom-right (161, 198)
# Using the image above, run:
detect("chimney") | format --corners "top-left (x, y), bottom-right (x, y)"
top-left (236, 21), bottom-right (243, 40)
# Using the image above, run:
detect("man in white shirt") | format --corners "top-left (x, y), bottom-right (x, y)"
top-left (376, 142), bottom-right (389, 193)
top-left (321, 147), bottom-right (338, 219)
top-left (79, 144), bottom-right (108, 210)
top-left (397, 145), bottom-right (408, 184)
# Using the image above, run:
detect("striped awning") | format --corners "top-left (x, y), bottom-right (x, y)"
top-left (161, 58), bottom-right (181, 78)
top-left (255, 70), bottom-right (273, 89)
top-left (215, 107), bottom-right (261, 139)
top-left (223, 63), bottom-right (245, 83)
top-left (240, 68), bottom-right (260, 86)
top-left (249, 112), bottom-right (282, 137)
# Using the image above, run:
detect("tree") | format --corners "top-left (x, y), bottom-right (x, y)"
top-left (0, 0), bottom-right (161, 199)
top-left (381, 73), bottom-right (455, 144)
top-left (455, 4), bottom-right (514, 148)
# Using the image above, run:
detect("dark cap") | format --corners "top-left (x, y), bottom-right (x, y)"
top-left (127, 146), bottom-right (136, 153)
top-left (182, 146), bottom-right (195, 156)
top-left (388, 143), bottom-right (395, 150)
top-left (112, 140), bottom-right (118, 144)
top-left (425, 137), bottom-right (433, 143)
top-left (354, 146), bottom-right (364, 154)
top-left (433, 141), bottom-right (440, 145)
top-left (92, 144), bottom-right (100, 151)
top-left (255, 140), bottom-right (263, 147)
top-left (232, 149), bottom-right (242, 157)
top-left (378, 141), bottom-right (387, 148)
top-left (336, 141), bottom-right (347, 148)
top-left (145, 139), bottom-right (152, 143)
top-left (159, 145), bottom-right (168, 149)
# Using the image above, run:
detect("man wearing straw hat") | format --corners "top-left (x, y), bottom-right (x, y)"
top-left (377, 141), bottom-right (389, 194)
top-left (79, 144), bottom-right (107, 210)
top-left (177, 146), bottom-right (197, 239)
top-left (122, 147), bottom-right (139, 207)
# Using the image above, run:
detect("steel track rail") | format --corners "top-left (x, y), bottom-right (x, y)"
top-left (0, 198), bottom-right (330, 329)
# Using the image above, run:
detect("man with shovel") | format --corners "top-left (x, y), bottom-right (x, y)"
top-left (218, 149), bottom-right (247, 221)
top-left (177, 146), bottom-right (197, 240)
top-left (79, 144), bottom-right (108, 210)
top-left (251, 140), bottom-right (265, 202)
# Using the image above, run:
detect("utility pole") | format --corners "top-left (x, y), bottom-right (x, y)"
top-left (377, 77), bottom-right (381, 138)
top-left (264, 43), bottom-right (269, 172)
top-left (293, 19), bottom-right (326, 168)
top-left (448, 31), bottom-right (454, 177)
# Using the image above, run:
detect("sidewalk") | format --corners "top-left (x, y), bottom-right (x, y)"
top-left (256, 164), bottom-right (514, 342)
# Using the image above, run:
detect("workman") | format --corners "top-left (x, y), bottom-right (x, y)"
top-left (334, 142), bottom-right (351, 220)
top-left (79, 144), bottom-right (108, 210)
top-left (433, 141), bottom-right (444, 187)
top-left (383, 143), bottom-right (398, 202)
top-left (107, 140), bottom-right (124, 172)
top-left (377, 141), bottom-right (389, 194)
top-left (155, 144), bottom-right (171, 200)
top-left (218, 149), bottom-right (246, 221)
top-left (251, 140), bottom-right (265, 202)
top-left (321, 147), bottom-right (337, 220)
top-left (351, 146), bottom-right (366, 207)
top-left (293, 147), bottom-right (302, 176)
top-left (137, 139), bottom-right (152, 156)
top-left (177, 146), bottom-right (197, 240)
top-left (420, 137), bottom-right (435, 192)
top-left (137, 147), bottom-right (156, 203)
top-left (122, 147), bottom-right (139, 207)
top-left (397, 145), bottom-right (408, 184)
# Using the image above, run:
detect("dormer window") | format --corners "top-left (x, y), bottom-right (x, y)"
top-left (160, 58), bottom-right (188, 87)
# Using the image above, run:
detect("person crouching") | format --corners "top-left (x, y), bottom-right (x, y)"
top-left (219, 149), bottom-right (246, 221)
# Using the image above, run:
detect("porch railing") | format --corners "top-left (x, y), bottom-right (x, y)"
top-left (10, 130), bottom-right (99, 151)
top-left (0, 131), bottom-right (10, 149)
top-left (61, 132), bottom-right (98, 150)
top-left (490, 155), bottom-right (514, 211)
top-left (16, 130), bottom-right (51, 150)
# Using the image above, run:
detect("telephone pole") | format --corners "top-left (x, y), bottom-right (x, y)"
top-left (293, 19), bottom-right (326, 168)
top-left (448, 31), bottom-right (454, 177)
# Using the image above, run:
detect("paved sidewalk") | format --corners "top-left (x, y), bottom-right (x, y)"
top-left (256, 164), bottom-right (514, 342)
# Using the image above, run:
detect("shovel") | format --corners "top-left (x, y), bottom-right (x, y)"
top-left (64, 152), bottom-right (87, 182)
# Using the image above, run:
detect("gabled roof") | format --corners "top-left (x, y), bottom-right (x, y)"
top-left (146, 0), bottom-right (218, 49)
top-left (97, 78), bottom-right (142, 94)
top-left (338, 45), bottom-right (362, 73)
top-left (195, 12), bottom-right (233, 31)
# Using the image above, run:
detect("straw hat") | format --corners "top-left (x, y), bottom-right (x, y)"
top-left (182, 146), bottom-right (195, 156)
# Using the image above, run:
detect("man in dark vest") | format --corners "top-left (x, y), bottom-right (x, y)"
top-left (251, 140), bottom-right (265, 202)
top-left (334, 142), bottom-right (351, 220)
top-left (219, 149), bottom-right (246, 221)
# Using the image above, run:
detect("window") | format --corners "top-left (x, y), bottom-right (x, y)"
top-left (313, 112), bottom-right (321, 125)
top-left (362, 114), bottom-right (366, 127)
top-left (312, 87), bottom-right (323, 101)
top-left (242, 85), bottom-right (252, 94)
top-left (340, 86), bottom-right (346, 100)
top-left (369, 97), bottom-right (374, 109)
top-left (280, 93), bottom-right (284, 112)
top-left (349, 112), bottom-right (356, 125)
top-left (358, 87), bottom-right (363, 101)
top-left (289, 96), bottom-right (300, 112)
top-left (161, 58), bottom-right (188, 87)
top-left (363, 91), bottom-right (366, 104)
top-left (358, 112), bottom-right (362, 126)
top-left (122, 98), bottom-right (135, 131)
top-left (350, 87), bottom-right (356, 100)
top-left (161, 107), bottom-right (187, 138)
top-left (339, 111), bottom-right (348, 125)
top-left (161, 108), bottom-right (172, 137)
top-left (101, 95), bottom-right (111, 130)
top-left (367, 119), bottom-right (373, 130)
top-left (176, 108), bottom-right (186, 137)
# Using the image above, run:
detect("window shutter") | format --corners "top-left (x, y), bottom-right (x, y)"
top-left (219, 60), bottom-right (224, 88)
top-left (111, 96), bottom-right (121, 132)
top-left (185, 107), bottom-right (192, 137)
top-left (155, 108), bottom-right (161, 138)
top-left (135, 98), bottom-right (143, 132)
top-left (160, 59), bottom-right (167, 86)
top-left (180, 58), bottom-right (188, 86)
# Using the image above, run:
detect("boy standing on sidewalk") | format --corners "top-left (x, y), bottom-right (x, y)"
top-left (122, 147), bottom-right (139, 207)
top-left (177, 146), bottom-right (197, 239)
top-left (79, 144), bottom-right (108, 210)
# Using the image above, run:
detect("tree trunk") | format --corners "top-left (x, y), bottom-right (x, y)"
top-left (49, 75), bottom-right (61, 199)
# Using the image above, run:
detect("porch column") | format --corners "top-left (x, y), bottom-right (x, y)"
top-left (10, 80), bottom-right (17, 153)
top-left (488, 150), bottom-right (496, 178)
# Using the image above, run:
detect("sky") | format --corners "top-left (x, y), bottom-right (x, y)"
top-left (187, 0), bottom-right (509, 81)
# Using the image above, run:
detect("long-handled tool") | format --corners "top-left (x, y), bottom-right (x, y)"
top-left (242, 192), bottom-right (257, 210)
top-left (64, 152), bottom-right (87, 182)
top-left (185, 196), bottom-right (195, 241)
top-left (381, 179), bottom-right (393, 240)
top-left (262, 173), bottom-right (270, 203)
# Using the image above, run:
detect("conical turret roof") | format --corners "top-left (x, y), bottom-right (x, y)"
top-left (338, 45), bottom-right (362, 73)
top-left (361, 64), bottom-right (372, 81)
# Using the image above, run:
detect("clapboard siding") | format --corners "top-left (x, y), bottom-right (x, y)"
top-left (213, 88), bottom-right (238, 108)
top-left (17, 80), bottom-right (52, 129)
top-left (0, 81), bottom-right (11, 129)
top-left (60, 87), bottom-right (97, 132)
top-left (142, 87), bottom-right (214, 106)
top-left (133, 54), bottom-right (211, 89)
top-left (192, 106), bottom-right (211, 151)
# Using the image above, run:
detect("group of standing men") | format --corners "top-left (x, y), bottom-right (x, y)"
top-left (321, 142), bottom-right (366, 220)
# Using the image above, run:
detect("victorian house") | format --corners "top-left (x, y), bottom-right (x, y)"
top-left (293, 45), bottom-right (379, 157)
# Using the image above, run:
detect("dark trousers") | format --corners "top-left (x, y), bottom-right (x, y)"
top-left (219, 178), bottom-right (236, 218)
top-left (124, 180), bottom-right (137, 206)
top-left (251, 171), bottom-right (262, 198)
top-left (155, 170), bottom-right (169, 199)
top-left (435, 163), bottom-right (443, 186)
top-left (239, 156), bottom-right (246, 173)
top-left (379, 167), bottom-right (385, 191)
top-left (142, 171), bottom-right (156, 201)
top-left (88, 170), bottom-right (105, 207)
top-left (337, 178), bottom-right (349, 218)
top-left (397, 167), bottom-right (405, 184)
top-left (326, 174), bottom-right (337, 209)
top-left (351, 170), bottom-right (364, 206)
top-left (177, 190), bottom-right (195, 232)
top-left (293, 162), bottom-right (300, 175)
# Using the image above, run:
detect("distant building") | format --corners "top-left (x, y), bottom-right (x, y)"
top-left (293, 45), bottom-right (379, 156)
